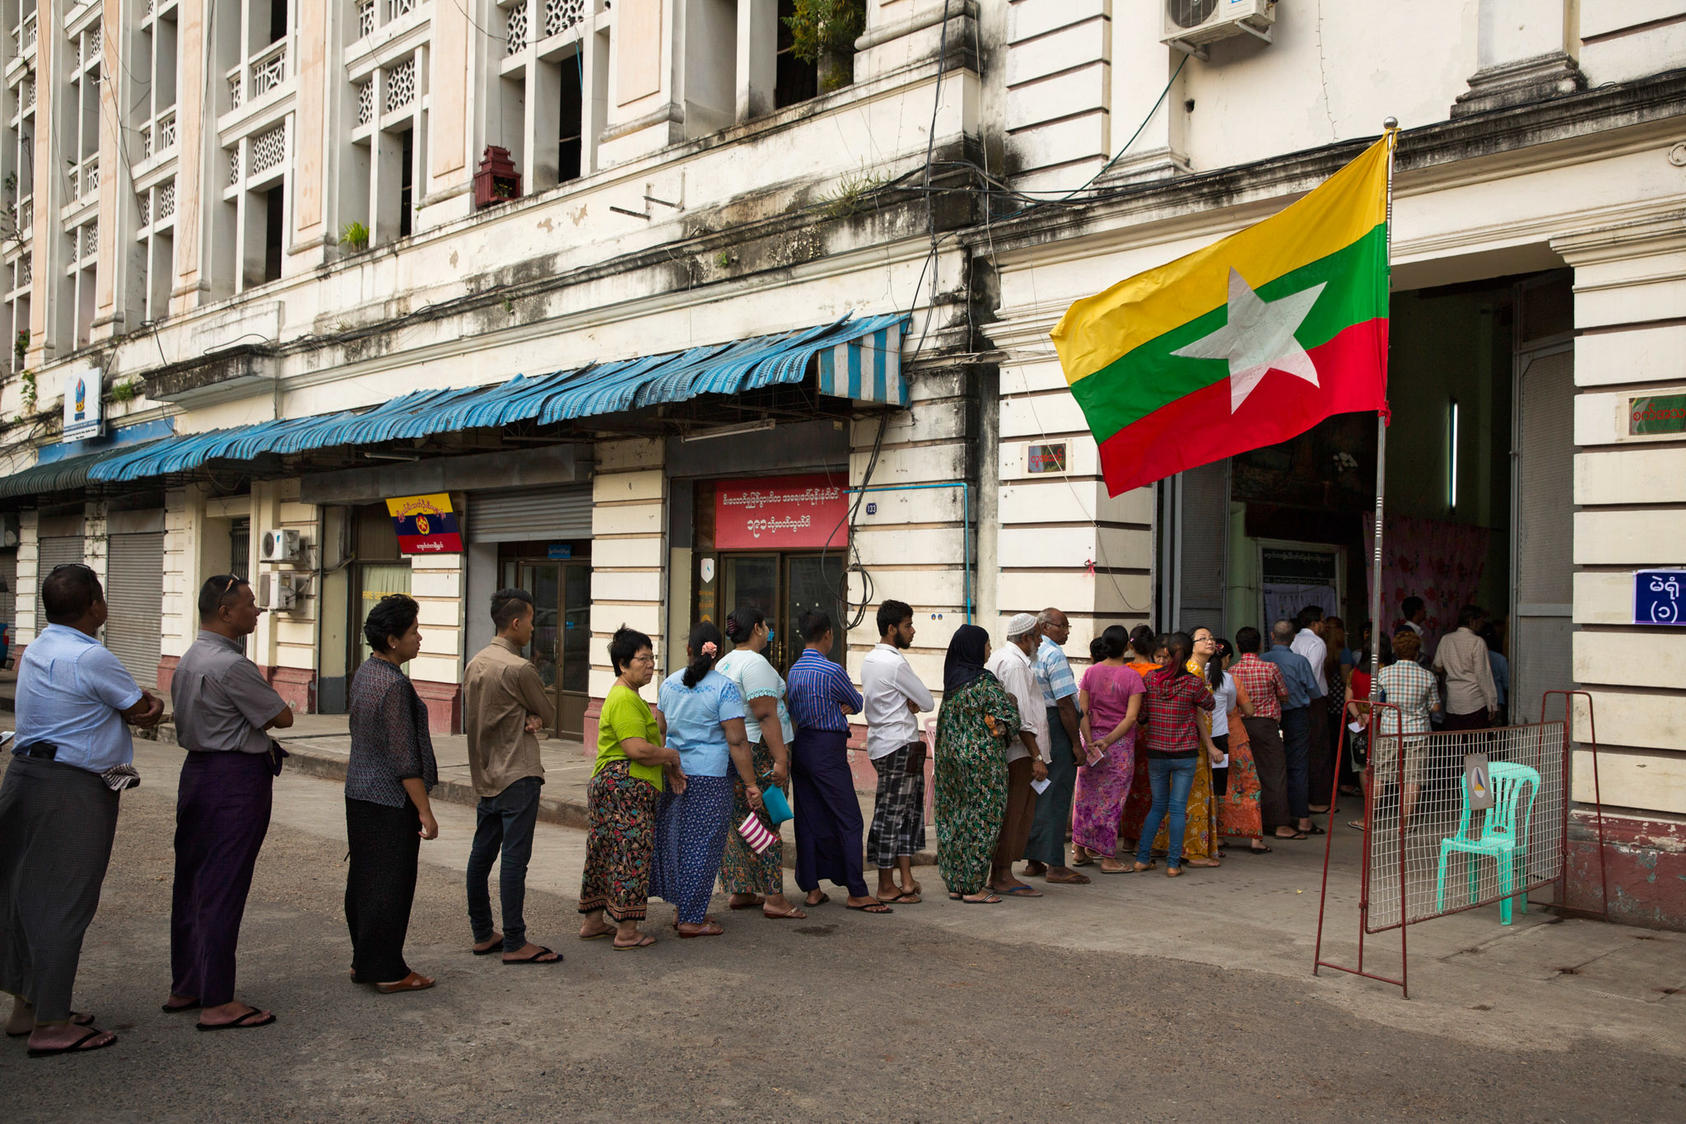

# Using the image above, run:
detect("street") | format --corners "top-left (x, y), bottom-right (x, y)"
top-left (2, 743), bottom-right (1682, 1123)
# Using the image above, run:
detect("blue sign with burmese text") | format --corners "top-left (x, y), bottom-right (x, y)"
top-left (1634, 570), bottom-right (1685, 626)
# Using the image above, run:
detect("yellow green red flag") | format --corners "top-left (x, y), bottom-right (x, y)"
top-left (1051, 133), bottom-right (1394, 497)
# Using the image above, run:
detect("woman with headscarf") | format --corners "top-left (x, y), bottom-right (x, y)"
top-left (932, 625), bottom-right (1023, 904)
top-left (649, 622), bottom-right (760, 938)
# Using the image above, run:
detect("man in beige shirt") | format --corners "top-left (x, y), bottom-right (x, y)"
top-left (1433, 604), bottom-right (1498, 732)
top-left (463, 589), bottom-right (559, 965)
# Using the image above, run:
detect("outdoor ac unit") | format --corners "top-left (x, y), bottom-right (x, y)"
top-left (1162, 0), bottom-right (1276, 54)
top-left (258, 571), bottom-right (301, 611)
top-left (260, 528), bottom-right (302, 563)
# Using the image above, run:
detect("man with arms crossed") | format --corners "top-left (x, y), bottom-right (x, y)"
top-left (165, 575), bottom-right (293, 1030)
top-left (1, 564), bottom-right (161, 1055)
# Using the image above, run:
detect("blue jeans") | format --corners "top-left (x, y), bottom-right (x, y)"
top-left (466, 776), bottom-right (542, 951)
top-left (1135, 756), bottom-right (1198, 868)
top-left (1280, 706), bottom-right (1311, 820)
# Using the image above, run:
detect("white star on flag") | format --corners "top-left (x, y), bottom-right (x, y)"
top-left (1171, 268), bottom-right (1328, 413)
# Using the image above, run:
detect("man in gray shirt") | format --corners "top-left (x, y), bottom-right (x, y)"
top-left (163, 575), bottom-right (292, 1031)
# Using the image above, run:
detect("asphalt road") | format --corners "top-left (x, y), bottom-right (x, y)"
top-left (2, 755), bottom-right (1682, 1123)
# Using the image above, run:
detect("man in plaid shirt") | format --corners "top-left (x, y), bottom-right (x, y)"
top-left (1230, 626), bottom-right (1299, 840)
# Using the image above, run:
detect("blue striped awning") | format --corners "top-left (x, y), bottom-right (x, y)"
top-left (86, 313), bottom-right (909, 484)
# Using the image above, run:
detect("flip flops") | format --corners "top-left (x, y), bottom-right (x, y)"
top-left (996, 885), bottom-right (1044, 897)
top-left (675, 923), bottom-right (724, 938)
top-left (612, 934), bottom-right (657, 951)
top-left (196, 1009), bottom-right (276, 1031)
top-left (846, 901), bottom-right (894, 913)
top-left (761, 906), bottom-right (808, 919)
top-left (160, 1000), bottom-right (200, 1014)
top-left (727, 897), bottom-right (766, 911)
top-left (26, 1027), bottom-right (115, 1057)
top-left (577, 929), bottom-right (614, 941)
top-left (503, 946), bottom-right (562, 965)
top-left (8, 1012), bottom-right (95, 1037)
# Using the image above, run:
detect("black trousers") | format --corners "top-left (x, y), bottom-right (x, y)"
top-left (345, 797), bottom-right (421, 984)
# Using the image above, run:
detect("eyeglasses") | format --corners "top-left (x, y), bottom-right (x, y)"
top-left (630, 653), bottom-right (656, 664)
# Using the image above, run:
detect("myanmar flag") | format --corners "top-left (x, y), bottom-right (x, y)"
top-left (1052, 134), bottom-right (1393, 497)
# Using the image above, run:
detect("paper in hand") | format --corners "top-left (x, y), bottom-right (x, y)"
top-left (1216, 754), bottom-right (1230, 769)
top-left (1030, 777), bottom-right (1052, 795)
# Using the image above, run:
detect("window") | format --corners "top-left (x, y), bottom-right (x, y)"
top-left (2, 0), bottom-right (36, 374)
top-left (212, 1), bottom-right (295, 295)
top-left (499, 0), bottom-right (606, 193)
top-left (131, 1), bottom-right (182, 325)
top-left (59, 14), bottom-right (102, 350)
top-left (774, 0), bottom-right (818, 109)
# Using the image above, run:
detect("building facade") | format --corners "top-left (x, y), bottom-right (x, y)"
top-left (0, 0), bottom-right (1682, 927)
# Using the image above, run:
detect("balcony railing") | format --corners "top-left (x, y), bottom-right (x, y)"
top-left (140, 106), bottom-right (178, 158)
top-left (71, 155), bottom-right (99, 201)
top-left (15, 12), bottom-right (36, 56)
top-left (228, 39), bottom-right (289, 109)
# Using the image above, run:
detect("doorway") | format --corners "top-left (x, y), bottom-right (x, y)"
top-left (501, 548), bottom-right (591, 738)
top-left (707, 551), bottom-right (845, 671)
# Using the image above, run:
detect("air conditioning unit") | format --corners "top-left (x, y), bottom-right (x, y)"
top-left (1162, 0), bottom-right (1276, 55)
top-left (258, 571), bottom-right (302, 611)
top-left (260, 528), bottom-right (302, 563)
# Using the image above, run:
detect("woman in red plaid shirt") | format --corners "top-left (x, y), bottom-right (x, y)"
top-left (1129, 633), bottom-right (1216, 877)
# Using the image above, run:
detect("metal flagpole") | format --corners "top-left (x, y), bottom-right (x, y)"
top-left (1371, 118), bottom-right (1398, 701)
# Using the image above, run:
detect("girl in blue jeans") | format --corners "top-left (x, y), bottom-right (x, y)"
top-left (1132, 633), bottom-right (1215, 877)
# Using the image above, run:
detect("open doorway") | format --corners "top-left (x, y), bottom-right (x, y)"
top-left (1192, 270), bottom-right (1574, 715)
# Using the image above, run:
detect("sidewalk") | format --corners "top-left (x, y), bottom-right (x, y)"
top-left (155, 711), bottom-right (938, 869)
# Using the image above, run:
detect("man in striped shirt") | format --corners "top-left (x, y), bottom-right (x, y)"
top-left (785, 611), bottom-right (891, 914)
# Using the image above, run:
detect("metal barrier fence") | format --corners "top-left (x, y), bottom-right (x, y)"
top-left (1313, 691), bottom-right (1606, 998)
top-left (1363, 720), bottom-right (1565, 932)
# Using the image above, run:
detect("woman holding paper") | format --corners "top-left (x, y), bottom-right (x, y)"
top-left (1071, 626), bottom-right (1144, 873)
top-left (578, 627), bottom-right (684, 950)
top-left (715, 605), bottom-right (806, 920)
top-left (648, 622), bottom-right (761, 938)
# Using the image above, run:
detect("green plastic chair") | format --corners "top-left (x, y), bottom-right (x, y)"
top-left (1434, 761), bottom-right (1540, 925)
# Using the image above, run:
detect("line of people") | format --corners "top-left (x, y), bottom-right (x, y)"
top-left (2, 568), bottom-right (1395, 1059)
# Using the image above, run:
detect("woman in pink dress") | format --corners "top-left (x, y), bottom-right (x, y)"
top-left (1071, 626), bottom-right (1145, 873)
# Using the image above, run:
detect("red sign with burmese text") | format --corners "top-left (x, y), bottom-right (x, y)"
top-left (715, 475), bottom-right (849, 550)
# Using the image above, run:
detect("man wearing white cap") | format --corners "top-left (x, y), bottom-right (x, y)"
top-left (984, 613), bottom-right (1049, 898)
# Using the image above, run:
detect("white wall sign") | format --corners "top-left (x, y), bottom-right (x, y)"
top-left (61, 366), bottom-right (103, 443)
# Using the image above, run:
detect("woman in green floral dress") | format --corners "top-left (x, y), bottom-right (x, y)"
top-left (934, 624), bottom-right (1021, 904)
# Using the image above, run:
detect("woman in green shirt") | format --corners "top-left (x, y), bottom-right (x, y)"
top-left (578, 627), bottom-right (684, 949)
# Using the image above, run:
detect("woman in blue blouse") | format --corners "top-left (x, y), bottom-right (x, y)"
top-left (649, 622), bottom-right (760, 938)
top-left (785, 611), bottom-right (891, 914)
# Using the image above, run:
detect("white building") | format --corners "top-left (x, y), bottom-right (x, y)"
top-left (0, 1), bottom-right (1682, 927)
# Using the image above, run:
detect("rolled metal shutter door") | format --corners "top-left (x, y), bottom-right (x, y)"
top-left (37, 534), bottom-right (87, 575)
top-left (469, 486), bottom-right (592, 542)
top-left (103, 532), bottom-right (165, 689)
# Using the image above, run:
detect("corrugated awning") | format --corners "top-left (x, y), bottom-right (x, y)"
top-left (87, 313), bottom-right (909, 485)
top-left (0, 438), bottom-right (170, 499)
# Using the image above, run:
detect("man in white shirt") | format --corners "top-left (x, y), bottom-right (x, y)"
top-left (861, 600), bottom-right (936, 904)
top-left (1434, 604), bottom-right (1499, 731)
top-left (1290, 606), bottom-right (1333, 814)
top-left (984, 613), bottom-right (1048, 898)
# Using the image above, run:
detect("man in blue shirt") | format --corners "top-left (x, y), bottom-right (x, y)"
top-left (1259, 619), bottom-right (1323, 838)
top-left (0, 563), bottom-right (161, 1057)
top-left (784, 610), bottom-right (890, 914)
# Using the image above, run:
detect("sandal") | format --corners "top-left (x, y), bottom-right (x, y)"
top-left (1245, 843), bottom-right (1274, 854)
top-left (8, 1011), bottom-right (95, 1037)
top-left (1126, 861), bottom-right (1156, 873)
top-left (27, 1027), bottom-right (116, 1057)
top-left (373, 972), bottom-right (435, 994)
top-left (503, 946), bottom-right (563, 964)
top-left (727, 896), bottom-right (765, 911)
top-left (762, 906), bottom-right (808, 919)
top-left (197, 1009), bottom-right (276, 1031)
top-left (804, 892), bottom-right (831, 908)
top-left (960, 892), bottom-right (1003, 904)
top-left (676, 922), bottom-right (725, 938)
top-left (1347, 820), bottom-right (1367, 831)
top-left (845, 900), bottom-right (894, 914)
top-left (1275, 828), bottom-right (1309, 840)
top-left (577, 929), bottom-right (614, 941)
top-left (1165, 866), bottom-right (1184, 878)
top-left (612, 934), bottom-right (658, 950)
top-left (1071, 850), bottom-right (1095, 867)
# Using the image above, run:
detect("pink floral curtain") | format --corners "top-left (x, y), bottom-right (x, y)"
top-left (1363, 515), bottom-right (1489, 652)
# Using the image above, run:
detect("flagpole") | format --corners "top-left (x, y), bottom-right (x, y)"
top-left (1370, 119), bottom-right (1399, 697)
